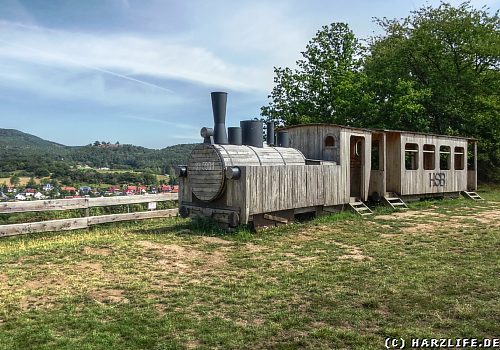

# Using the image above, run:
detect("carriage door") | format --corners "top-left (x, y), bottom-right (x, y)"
top-left (350, 136), bottom-right (365, 199)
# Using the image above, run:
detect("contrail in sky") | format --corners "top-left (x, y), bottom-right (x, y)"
top-left (0, 37), bottom-right (174, 94)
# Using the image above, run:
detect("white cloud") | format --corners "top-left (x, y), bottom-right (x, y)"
top-left (0, 59), bottom-right (188, 108)
top-left (0, 20), bottom-right (268, 93)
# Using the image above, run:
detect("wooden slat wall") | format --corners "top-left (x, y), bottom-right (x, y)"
top-left (179, 177), bottom-right (192, 203)
top-left (399, 133), bottom-right (468, 195)
top-left (339, 130), bottom-right (351, 200)
top-left (287, 125), bottom-right (342, 162)
top-left (243, 164), bottom-right (347, 216)
top-left (368, 133), bottom-right (386, 196)
top-left (386, 133), bottom-right (401, 194)
top-left (369, 170), bottom-right (385, 196)
top-left (467, 171), bottom-right (477, 191)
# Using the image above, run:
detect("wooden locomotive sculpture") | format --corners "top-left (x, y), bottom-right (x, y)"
top-left (177, 92), bottom-right (479, 229)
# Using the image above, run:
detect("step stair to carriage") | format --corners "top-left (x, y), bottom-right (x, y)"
top-left (348, 200), bottom-right (373, 216)
top-left (462, 191), bottom-right (484, 201)
top-left (382, 193), bottom-right (408, 210)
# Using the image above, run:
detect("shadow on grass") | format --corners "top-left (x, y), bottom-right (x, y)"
top-left (131, 210), bottom-right (362, 242)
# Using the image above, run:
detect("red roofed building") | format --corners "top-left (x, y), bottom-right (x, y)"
top-left (124, 185), bottom-right (147, 195)
top-left (159, 185), bottom-right (171, 192)
top-left (108, 186), bottom-right (121, 193)
top-left (61, 186), bottom-right (76, 192)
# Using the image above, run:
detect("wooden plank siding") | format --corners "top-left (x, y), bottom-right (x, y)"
top-left (386, 133), bottom-right (402, 194)
top-left (368, 132), bottom-right (386, 197)
top-left (243, 164), bottom-right (347, 217)
top-left (398, 133), bottom-right (468, 195)
top-left (286, 125), bottom-right (372, 201)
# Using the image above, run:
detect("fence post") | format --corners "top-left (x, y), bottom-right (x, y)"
top-left (85, 197), bottom-right (90, 227)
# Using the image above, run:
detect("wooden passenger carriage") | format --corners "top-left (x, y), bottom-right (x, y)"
top-left (284, 124), bottom-right (478, 200)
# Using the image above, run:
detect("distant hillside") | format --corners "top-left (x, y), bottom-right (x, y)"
top-left (0, 128), bottom-right (196, 175)
top-left (0, 129), bottom-right (68, 154)
top-left (67, 143), bottom-right (196, 172)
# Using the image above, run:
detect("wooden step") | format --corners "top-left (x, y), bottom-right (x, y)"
top-left (348, 201), bottom-right (373, 216)
top-left (382, 195), bottom-right (408, 210)
top-left (462, 191), bottom-right (484, 201)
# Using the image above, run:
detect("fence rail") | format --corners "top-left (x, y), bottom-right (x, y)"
top-left (0, 193), bottom-right (179, 238)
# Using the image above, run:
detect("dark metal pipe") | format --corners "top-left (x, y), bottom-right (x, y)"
top-left (211, 92), bottom-right (228, 144)
top-left (200, 127), bottom-right (214, 144)
top-left (277, 131), bottom-right (289, 147)
top-left (228, 127), bottom-right (242, 145)
top-left (175, 165), bottom-right (188, 177)
top-left (225, 166), bottom-right (241, 180)
top-left (240, 120), bottom-right (263, 148)
top-left (266, 121), bottom-right (275, 146)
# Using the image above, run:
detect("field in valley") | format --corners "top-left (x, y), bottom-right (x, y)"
top-left (0, 186), bottom-right (498, 349)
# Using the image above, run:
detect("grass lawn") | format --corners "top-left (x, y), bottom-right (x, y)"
top-left (0, 186), bottom-right (498, 349)
top-left (0, 177), bottom-right (49, 187)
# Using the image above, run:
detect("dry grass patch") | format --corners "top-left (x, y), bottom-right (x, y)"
top-left (468, 209), bottom-right (500, 227)
top-left (83, 246), bottom-right (112, 256)
top-left (136, 240), bottom-right (227, 274)
top-left (89, 288), bottom-right (129, 304)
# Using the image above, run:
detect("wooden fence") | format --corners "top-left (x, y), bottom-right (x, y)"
top-left (0, 193), bottom-right (178, 238)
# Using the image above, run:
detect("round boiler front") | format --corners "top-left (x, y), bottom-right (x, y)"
top-left (187, 144), bottom-right (226, 202)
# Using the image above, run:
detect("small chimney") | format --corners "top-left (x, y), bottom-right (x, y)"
top-left (240, 120), bottom-right (263, 148)
top-left (277, 131), bottom-right (289, 147)
top-left (211, 92), bottom-right (228, 144)
top-left (266, 121), bottom-right (275, 146)
top-left (228, 127), bottom-right (242, 145)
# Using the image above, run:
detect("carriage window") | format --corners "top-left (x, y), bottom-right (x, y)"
top-left (405, 143), bottom-right (419, 170)
top-left (454, 147), bottom-right (464, 170)
top-left (354, 140), bottom-right (362, 157)
top-left (325, 136), bottom-right (335, 147)
top-left (371, 140), bottom-right (380, 170)
top-left (423, 144), bottom-right (435, 170)
top-left (440, 146), bottom-right (451, 170)
top-left (325, 135), bottom-right (335, 147)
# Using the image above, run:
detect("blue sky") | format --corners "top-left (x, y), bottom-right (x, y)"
top-left (0, 0), bottom-right (498, 148)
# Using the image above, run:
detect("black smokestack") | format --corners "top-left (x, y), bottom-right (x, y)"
top-left (277, 131), bottom-right (289, 147)
top-left (228, 127), bottom-right (242, 145)
top-left (211, 92), bottom-right (228, 144)
top-left (266, 121), bottom-right (275, 146)
top-left (241, 120), bottom-right (263, 148)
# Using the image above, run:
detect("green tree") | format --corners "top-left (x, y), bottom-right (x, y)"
top-left (9, 175), bottom-right (20, 187)
top-left (261, 23), bottom-right (373, 126)
top-left (26, 177), bottom-right (37, 189)
top-left (365, 2), bottom-right (499, 180)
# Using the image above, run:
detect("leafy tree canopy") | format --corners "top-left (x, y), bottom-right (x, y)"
top-left (261, 23), bottom-right (373, 126)
top-left (262, 2), bottom-right (499, 181)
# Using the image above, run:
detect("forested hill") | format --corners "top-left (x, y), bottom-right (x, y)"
top-left (0, 128), bottom-right (196, 175)
top-left (0, 129), bottom-right (69, 154)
